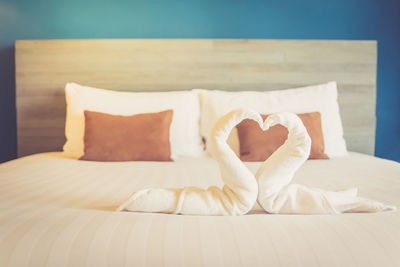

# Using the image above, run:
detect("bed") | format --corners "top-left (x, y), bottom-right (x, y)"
top-left (1, 39), bottom-right (399, 267)
top-left (1, 152), bottom-right (400, 266)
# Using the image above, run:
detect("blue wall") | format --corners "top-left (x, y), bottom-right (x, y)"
top-left (1, 0), bottom-right (399, 162)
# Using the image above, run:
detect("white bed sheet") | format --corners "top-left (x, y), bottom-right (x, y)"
top-left (0, 152), bottom-right (399, 267)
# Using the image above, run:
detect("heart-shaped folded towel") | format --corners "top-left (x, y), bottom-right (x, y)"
top-left (117, 109), bottom-right (395, 215)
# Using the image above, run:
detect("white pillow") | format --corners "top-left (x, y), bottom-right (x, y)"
top-left (196, 82), bottom-right (348, 158)
top-left (63, 83), bottom-right (204, 159)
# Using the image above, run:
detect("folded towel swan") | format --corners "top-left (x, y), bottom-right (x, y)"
top-left (117, 109), bottom-right (395, 215)
top-left (255, 112), bottom-right (396, 214)
top-left (117, 109), bottom-right (260, 215)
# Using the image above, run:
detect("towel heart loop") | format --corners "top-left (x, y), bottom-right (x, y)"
top-left (118, 109), bottom-right (395, 215)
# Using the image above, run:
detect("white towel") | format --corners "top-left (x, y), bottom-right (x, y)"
top-left (117, 109), bottom-right (260, 215)
top-left (255, 112), bottom-right (396, 214)
top-left (118, 109), bottom-right (395, 215)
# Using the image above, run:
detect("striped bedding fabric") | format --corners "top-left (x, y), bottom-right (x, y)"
top-left (0, 152), bottom-right (399, 267)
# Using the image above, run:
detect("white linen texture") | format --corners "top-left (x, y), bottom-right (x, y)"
top-left (118, 109), bottom-right (395, 215)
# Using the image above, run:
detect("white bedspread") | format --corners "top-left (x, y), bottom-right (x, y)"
top-left (0, 152), bottom-right (399, 267)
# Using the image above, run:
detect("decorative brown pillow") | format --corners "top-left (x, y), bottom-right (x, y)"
top-left (80, 110), bottom-right (173, 162)
top-left (237, 112), bottom-right (329, 161)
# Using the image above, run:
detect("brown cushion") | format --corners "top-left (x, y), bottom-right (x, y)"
top-left (237, 112), bottom-right (329, 161)
top-left (80, 110), bottom-right (173, 162)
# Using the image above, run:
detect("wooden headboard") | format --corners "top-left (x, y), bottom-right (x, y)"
top-left (15, 39), bottom-right (377, 157)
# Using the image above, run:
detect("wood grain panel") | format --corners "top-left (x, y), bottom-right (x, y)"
top-left (15, 39), bottom-right (377, 156)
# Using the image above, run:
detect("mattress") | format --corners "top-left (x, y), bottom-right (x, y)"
top-left (0, 152), bottom-right (399, 267)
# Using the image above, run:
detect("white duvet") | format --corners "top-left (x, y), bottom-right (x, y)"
top-left (1, 151), bottom-right (400, 266)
